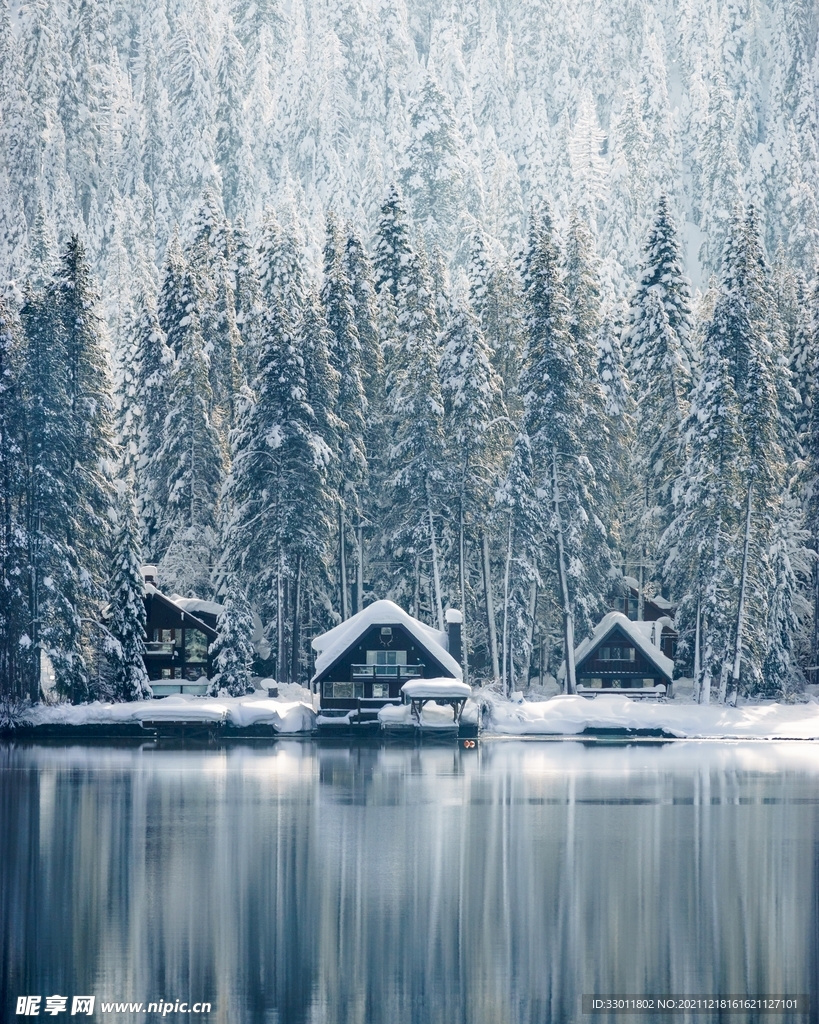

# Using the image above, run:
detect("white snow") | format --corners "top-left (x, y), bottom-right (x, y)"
top-left (401, 679), bottom-right (471, 700)
top-left (482, 693), bottom-right (819, 740)
top-left (20, 692), bottom-right (316, 734)
top-left (311, 599), bottom-right (462, 680)
top-left (170, 595), bottom-right (224, 618)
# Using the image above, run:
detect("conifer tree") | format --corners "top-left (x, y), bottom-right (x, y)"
top-left (108, 488), bottom-right (151, 701)
top-left (495, 431), bottom-right (542, 695)
top-left (372, 184), bottom-right (414, 305)
top-left (519, 206), bottom-right (611, 693)
top-left (0, 297), bottom-right (27, 696)
top-left (131, 296), bottom-right (174, 559)
top-left (322, 214), bottom-right (366, 619)
top-left (154, 305), bottom-right (223, 597)
top-left (208, 576), bottom-right (255, 696)
top-left (221, 299), bottom-right (333, 681)
top-left (439, 298), bottom-right (507, 682)
top-left (384, 247), bottom-right (447, 629)
top-left (626, 195), bottom-right (695, 380)
top-left (664, 301), bottom-right (747, 704)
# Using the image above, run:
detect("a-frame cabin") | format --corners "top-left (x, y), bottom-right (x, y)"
top-left (311, 600), bottom-right (463, 720)
top-left (573, 612), bottom-right (674, 692)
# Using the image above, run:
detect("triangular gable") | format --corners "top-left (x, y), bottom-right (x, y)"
top-left (574, 611), bottom-right (673, 681)
top-left (144, 583), bottom-right (218, 639)
top-left (311, 600), bottom-right (461, 683)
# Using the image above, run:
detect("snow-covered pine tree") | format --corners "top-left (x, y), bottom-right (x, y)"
top-left (108, 487), bottom-right (151, 701)
top-left (50, 236), bottom-right (117, 698)
top-left (256, 207), bottom-right (308, 321)
top-left (154, 300), bottom-right (224, 598)
top-left (293, 290), bottom-right (340, 677)
top-left (220, 298), bottom-right (333, 683)
top-left (495, 430), bottom-right (542, 696)
top-left (208, 576), bottom-right (255, 696)
top-left (626, 195), bottom-right (695, 382)
top-left (158, 230), bottom-right (194, 358)
top-left (519, 205), bottom-right (612, 693)
top-left (663, 300), bottom-right (747, 704)
top-left (439, 297), bottom-right (507, 683)
top-left (130, 295), bottom-right (175, 560)
top-left (322, 213), bottom-right (367, 619)
top-left (0, 297), bottom-right (27, 697)
top-left (372, 183), bottom-right (414, 307)
top-left (384, 245), bottom-right (447, 629)
top-left (233, 216), bottom-right (264, 378)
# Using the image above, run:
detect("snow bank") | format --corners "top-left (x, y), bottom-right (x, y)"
top-left (483, 693), bottom-right (819, 740)
top-left (19, 692), bottom-right (316, 734)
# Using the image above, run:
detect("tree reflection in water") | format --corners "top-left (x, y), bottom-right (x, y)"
top-left (1, 741), bottom-right (818, 1024)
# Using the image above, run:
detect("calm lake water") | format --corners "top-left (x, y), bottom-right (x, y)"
top-left (2, 739), bottom-right (818, 1024)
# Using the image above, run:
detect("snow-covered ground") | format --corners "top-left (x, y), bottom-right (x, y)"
top-left (481, 693), bottom-right (819, 740)
top-left (10, 688), bottom-right (819, 741)
top-left (18, 690), bottom-right (317, 734)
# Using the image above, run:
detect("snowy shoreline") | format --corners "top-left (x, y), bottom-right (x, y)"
top-left (5, 690), bottom-right (819, 742)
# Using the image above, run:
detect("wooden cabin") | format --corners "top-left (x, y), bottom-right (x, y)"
top-left (141, 566), bottom-right (219, 694)
top-left (573, 612), bottom-right (674, 693)
top-left (311, 601), bottom-right (463, 720)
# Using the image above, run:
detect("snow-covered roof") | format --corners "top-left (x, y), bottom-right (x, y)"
top-left (573, 611), bottom-right (674, 680)
top-left (171, 595), bottom-right (224, 618)
top-left (311, 600), bottom-right (461, 681)
top-left (401, 679), bottom-right (471, 700)
top-left (143, 582), bottom-right (219, 637)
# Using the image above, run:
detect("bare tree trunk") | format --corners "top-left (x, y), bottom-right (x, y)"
top-left (501, 517), bottom-right (513, 698)
top-left (356, 525), bottom-right (364, 614)
top-left (552, 447), bottom-right (577, 694)
top-left (291, 551), bottom-right (302, 685)
top-left (413, 555), bottom-right (420, 619)
top-left (276, 547), bottom-right (284, 685)
top-left (638, 483), bottom-right (647, 621)
top-left (727, 482), bottom-right (753, 704)
top-left (427, 503), bottom-right (445, 632)
top-left (524, 578), bottom-right (538, 689)
top-left (459, 503), bottom-right (469, 686)
top-left (694, 593), bottom-right (702, 703)
top-left (481, 531), bottom-right (500, 681)
top-left (339, 505), bottom-right (349, 620)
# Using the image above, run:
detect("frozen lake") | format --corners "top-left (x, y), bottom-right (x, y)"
top-left (2, 740), bottom-right (818, 1023)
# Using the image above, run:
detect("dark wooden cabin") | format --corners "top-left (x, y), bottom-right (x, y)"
top-left (575, 612), bottom-right (674, 691)
top-left (141, 567), bottom-right (218, 692)
top-left (312, 601), bottom-right (462, 715)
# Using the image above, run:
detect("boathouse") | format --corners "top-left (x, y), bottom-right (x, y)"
top-left (572, 611), bottom-right (674, 693)
top-left (311, 600), bottom-right (463, 717)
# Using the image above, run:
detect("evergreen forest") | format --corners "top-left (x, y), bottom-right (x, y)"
top-left (0, 0), bottom-right (818, 704)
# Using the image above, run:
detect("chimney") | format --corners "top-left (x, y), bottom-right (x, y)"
top-left (141, 565), bottom-right (158, 585)
top-left (445, 609), bottom-right (463, 667)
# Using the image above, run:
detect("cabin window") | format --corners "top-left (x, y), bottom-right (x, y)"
top-left (154, 628), bottom-right (175, 643)
top-left (366, 650), bottom-right (407, 666)
top-left (185, 629), bottom-right (209, 664)
top-left (599, 645), bottom-right (635, 662)
top-left (372, 683), bottom-right (390, 698)
top-left (627, 597), bottom-right (638, 618)
top-left (323, 682), bottom-right (365, 699)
